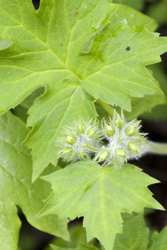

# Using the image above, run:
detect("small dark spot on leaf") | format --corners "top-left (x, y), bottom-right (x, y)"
top-left (74, 12), bottom-right (79, 17)
top-left (126, 46), bottom-right (130, 51)
top-left (61, 44), bottom-right (63, 46)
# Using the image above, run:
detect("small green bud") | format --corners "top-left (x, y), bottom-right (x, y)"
top-left (128, 142), bottom-right (140, 154)
top-left (77, 122), bottom-right (85, 133)
top-left (62, 147), bottom-right (73, 155)
top-left (97, 149), bottom-right (110, 162)
top-left (106, 124), bottom-right (115, 136)
top-left (125, 125), bottom-right (136, 136)
top-left (134, 135), bottom-right (142, 141)
top-left (115, 148), bottom-right (126, 157)
top-left (87, 129), bottom-right (95, 138)
top-left (114, 114), bottom-right (123, 129)
top-left (66, 135), bottom-right (76, 145)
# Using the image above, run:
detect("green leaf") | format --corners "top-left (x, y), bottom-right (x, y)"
top-left (113, 0), bottom-right (145, 11)
top-left (0, 0), bottom-right (166, 179)
top-left (26, 83), bottom-right (96, 181)
top-left (82, 21), bottom-right (166, 111)
top-left (147, 2), bottom-right (167, 26)
top-left (51, 243), bottom-right (98, 250)
top-left (44, 223), bottom-right (90, 250)
top-left (113, 213), bottom-right (167, 250)
top-left (0, 203), bottom-right (21, 250)
top-left (124, 63), bottom-right (167, 119)
top-left (109, 4), bottom-right (158, 31)
top-left (0, 112), bottom-right (69, 250)
top-left (148, 228), bottom-right (167, 250)
top-left (113, 214), bottom-right (149, 250)
top-left (141, 64), bottom-right (167, 120)
top-left (40, 160), bottom-right (163, 250)
top-left (0, 41), bottom-right (12, 50)
top-left (51, 223), bottom-right (88, 249)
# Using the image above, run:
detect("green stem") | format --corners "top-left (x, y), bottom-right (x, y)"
top-left (83, 140), bottom-right (99, 152)
top-left (147, 141), bottom-right (167, 155)
top-left (97, 99), bottom-right (114, 117)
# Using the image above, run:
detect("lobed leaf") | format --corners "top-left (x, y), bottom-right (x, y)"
top-left (40, 160), bottom-right (163, 250)
top-left (0, 112), bottom-right (69, 250)
top-left (149, 228), bottom-right (167, 250)
top-left (0, 0), bottom-right (166, 178)
top-left (113, 214), bottom-right (149, 250)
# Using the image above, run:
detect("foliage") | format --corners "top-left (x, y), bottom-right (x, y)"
top-left (0, 0), bottom-right (167, 180)
top-left (113, 0), bottom-right (145, 11)
top-left (47, 214), bottom-right (167, 250)
top-left (39, 160), bottom-right (162, 250)
top-left (0, 112), bottom-right (68, 250)
top-left (0, 0), bottom-right (167, 250)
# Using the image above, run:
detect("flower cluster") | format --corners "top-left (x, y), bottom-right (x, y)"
top-left (57, 111), bottom-right (146, 169)
top-left (57, 119), bottom-right (103, 162)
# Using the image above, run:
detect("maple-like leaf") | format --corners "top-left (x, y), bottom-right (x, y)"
top-left (114, 213), bottom-right (167, 250)
top-left (39, 160), bottom-right (163, 250)
top-left (149, 228), bottom-right (167, 250)
top-left (113, 214), bottom-right (149, 250)
top-left (0, 112), bottom-right (69, 250)
top-left (0, 0), bottom-right (167, 179)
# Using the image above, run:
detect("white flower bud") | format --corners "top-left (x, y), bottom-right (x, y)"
top-left (114, 113), bottom-right (123, 129)
top-left (87, 128), bottom-right (95, 138)
top-left (125, 125), bottom-right (136, 136)
top-left (77, 121), bottom-right (86, 133)
top-left (128, 142), bottom-right (140, 154)
top-left (103, 119), bottom-right (115, 137)
top-left (95, 149), bottom-right (110, 162)
top-left (66, 135), bottom-right (76, 145)
top-left (115, 148), bottom-right (126, 158)
top-left (57, 110), bottom-right (146, 168)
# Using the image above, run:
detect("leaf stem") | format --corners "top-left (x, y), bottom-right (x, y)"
top-left (147, 141), bottom-right (167, 155)
top-left (97, 99), bottom-right (114, 117)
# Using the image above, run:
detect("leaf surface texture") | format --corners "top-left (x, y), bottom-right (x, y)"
top-left (0, 0), bottom-right (166, 178)
top-left (0, 112), bottom-right (68, 250)
top-left (40, 160), bottom-right (163, 250)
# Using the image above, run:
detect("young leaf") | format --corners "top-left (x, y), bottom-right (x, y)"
top-left (51, 223), bottom-right (88, 249)
top-left (0, 0), bottom-right (166, 179)
top-left (148, 228), bottom-right (167, 250)
top-left (0, 112), bottom-right (69, 250)
top-left (140, 64), bottom-right (167, 120)
top-left (113, 214), bottom-right (149, 250)
top-left (114, 213), bottom-right (167, 250)
top-left (82, 22), bottom-right (166, 111)
top-left (40, 160), bottom-right (163, 250)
